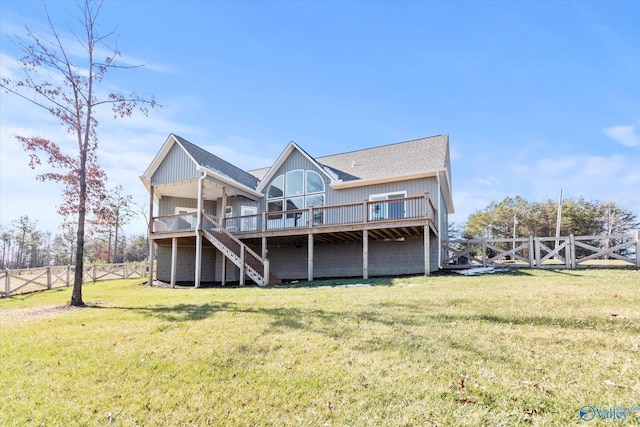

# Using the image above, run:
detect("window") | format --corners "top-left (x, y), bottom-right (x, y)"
top-left (285, 170), bottom-right (304, 196)
top-left (265, 169), bottom-right (326, 226)
top-left (306, 171), bottom-right (324, 193)
top-left (369, 192), bottom-right (406, 221)
top-left (225, 206), bottom-right (233, 218)
top-left (267, 175), bottom-right (284, 199)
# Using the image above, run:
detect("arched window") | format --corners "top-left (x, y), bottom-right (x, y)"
top-left (266, 169), bottom-right (325, 216)
top-left (267, 175), bottom-right (284, 199)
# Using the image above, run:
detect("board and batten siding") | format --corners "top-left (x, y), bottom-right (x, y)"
top-left (151, 143), bottom-right (199, 185)
top-left (327, 177), bottom-right (440, 207)
top-left (158, 197), bottom-right (217, 216)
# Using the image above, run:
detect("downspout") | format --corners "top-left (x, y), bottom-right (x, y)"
top-left (436, 171), bottom-right (443, 269)
top-left (194, 167), bottom-right (207, 288)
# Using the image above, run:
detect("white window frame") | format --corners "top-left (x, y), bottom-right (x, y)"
top-left (368, 191), bottom-right (407, 221)
top-left (240, 206), bottom-right (258, 231)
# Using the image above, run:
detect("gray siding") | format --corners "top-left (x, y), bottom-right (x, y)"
top-left (158, 197), bottom-right (217, 216)
top-left (327, 177), bottom-right (440, 206)
top-left (151, 143), bottom-right (199, 185)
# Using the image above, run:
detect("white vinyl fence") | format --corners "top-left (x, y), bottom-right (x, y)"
top-left (1, 262), bottom-right (147, 298)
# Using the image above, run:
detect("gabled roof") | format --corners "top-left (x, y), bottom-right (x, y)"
top-left (140, 134), bottom-right (262, 199)
top-left (173, 135), bottom-right (259, 189)
top-left (255, 142), bottom-right (339, 193)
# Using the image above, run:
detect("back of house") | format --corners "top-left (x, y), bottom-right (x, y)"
top-left (140, 134), bottom-right (454, 286)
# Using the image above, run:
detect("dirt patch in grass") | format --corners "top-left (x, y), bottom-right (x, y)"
top-left (0, 302), bottom-right (104, 325)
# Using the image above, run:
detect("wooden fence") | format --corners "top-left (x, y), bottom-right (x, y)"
top-left (442, 232), bottom-right (640, 270)
top-left (1, 262), bottom-right (148, 298)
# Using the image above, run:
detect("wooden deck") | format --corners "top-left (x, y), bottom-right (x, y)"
top-left (150, 194), bottom-right (438, 246)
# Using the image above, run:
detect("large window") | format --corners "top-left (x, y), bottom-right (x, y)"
top-left (266, 170), bottom-right (326, 226)
top-left (369, 191), bottom-right (406, 221)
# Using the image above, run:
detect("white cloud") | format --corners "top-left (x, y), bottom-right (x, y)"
top-left (603, 124), bottom-right (640, 148)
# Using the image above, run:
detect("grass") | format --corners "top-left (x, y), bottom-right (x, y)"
top-left (1, 269), bottom-right (639, 426)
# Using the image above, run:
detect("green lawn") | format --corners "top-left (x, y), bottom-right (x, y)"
top-left (1, 269), bottom-right (639, 426)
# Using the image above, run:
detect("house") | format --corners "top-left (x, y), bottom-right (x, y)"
top-left (140, 134), bottom-right (454, 286)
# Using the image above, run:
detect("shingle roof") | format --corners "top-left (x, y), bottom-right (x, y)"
top-left (174, 134), bottom-right (260, 189)
top-left (249, 135), bottom-right (449, 183)
top-left (316, 135), bottom-right (449, 182)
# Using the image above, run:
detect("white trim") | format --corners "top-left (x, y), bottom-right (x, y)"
top-left (256, 142), bottom-right (337, 193)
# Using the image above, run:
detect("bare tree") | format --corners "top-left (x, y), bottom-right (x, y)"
top-left (0, 1), bottom-right (157, 305)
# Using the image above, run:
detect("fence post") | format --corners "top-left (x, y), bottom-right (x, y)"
top-left (93, 264), bottom-right (97, 283)
top-left (124, 262), bottom-right (128, 279)
top-left (528, 236), bottom-right (534, 268)
top-left (47, 266), bottom-right (52, 290)
top-left (66, 265), bottom-right (71, 287)
top-left (635, 230), bottom-right (639, 269)
top-left (4, 269), bottom-right (10, 297)
top-left (482, 239), bottom-right (487, 267)
top-left (535, 237), bottom-right (541, 268)
top-left (569, 234), bottom-right (576, 269)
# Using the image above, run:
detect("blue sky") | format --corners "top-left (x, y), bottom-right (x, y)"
top-left (1, 0), bottom-right (639, 235)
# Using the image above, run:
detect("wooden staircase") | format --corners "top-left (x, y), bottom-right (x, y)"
top-left (202, 214), bottom-right (270, 286)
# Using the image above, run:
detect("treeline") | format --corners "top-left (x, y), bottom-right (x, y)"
top-left (0, 215), bottom-right (148, 270)
top-left (462, 196), bottom-right (638, 240)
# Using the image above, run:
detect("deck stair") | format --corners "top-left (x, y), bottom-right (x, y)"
top-left (202, 214), bottom-right (269, 286)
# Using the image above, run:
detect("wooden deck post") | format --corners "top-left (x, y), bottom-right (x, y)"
top-left (308, 233), bottom-right (314, 282)
top-left (262, 237), bottom-right (267, 259)
top-left (424, 226), bottom-right (430, 276)
top-left (363, 199), bottom-right (369, 223)
top-left (363, 230), bottom-right (369, 279)
top-left (221, 255), bottom-right (227, 286)
top-left (148, 185), bottom-right (155, 284)
top-left (239, 247), bottom-right (246, 286)
top-left (263, 259), bottom-right (270, 286)
top-left (171, 237), bottom-right (178, 288)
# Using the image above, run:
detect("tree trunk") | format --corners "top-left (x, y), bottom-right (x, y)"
top-left (71, 151), bottom-right (88, 307)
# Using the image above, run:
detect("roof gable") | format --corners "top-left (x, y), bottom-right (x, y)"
top-left (174, 135), bottom-right (260, 189)
top-left (255, 142), bottom-right (338, 193)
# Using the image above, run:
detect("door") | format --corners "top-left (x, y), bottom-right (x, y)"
top-left (241, 206), bottom-right (258, 231)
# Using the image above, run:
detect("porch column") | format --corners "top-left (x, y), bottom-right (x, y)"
top-left (171, 237), bottom-right (178, 288)
top-left (262, 237), bottom-right (267, 259)
top-left (308, 234), bottom-right (314, 282)
top-left (424, 226), bottom-right (430, 276)
top-left (195, 171), bottom-right (205, 288)
top-left (363, 230), bottom-right (369, 279)
top-left (147, 185), bottom-right (155, 283)
top-left (221, 187), bottom-right (228, 228)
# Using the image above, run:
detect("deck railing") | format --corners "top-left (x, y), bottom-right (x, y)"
top-left (220, 194), bottom-right (437, 234)
top-left (151, 194), bottom-right (437, 236)
top-left (153, 213), bottom-right (197, 232)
